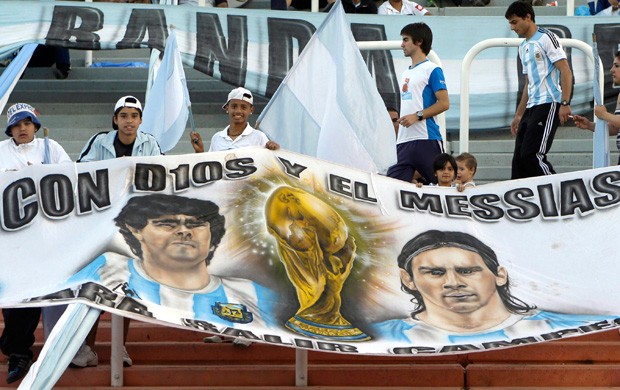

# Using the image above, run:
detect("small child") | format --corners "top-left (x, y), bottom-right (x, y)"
top-left (455, 152), bottom-right (477, 192)
top-left (416, 153), bottom-right (457, 188)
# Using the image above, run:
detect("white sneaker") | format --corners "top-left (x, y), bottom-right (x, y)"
top-left (232, 338), bottom-right (253, 348)
top-left (71, 345), bottom-right (98, 368)
top-left (122, 347), bottom-right (133, 367)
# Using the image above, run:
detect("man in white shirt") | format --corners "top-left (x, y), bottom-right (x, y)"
top-left (378, 0), bottom-right (431, 15)
top-left (0, 103), bottom-right (71, 384)
top-left (190, 87), bottom-right (279, 153)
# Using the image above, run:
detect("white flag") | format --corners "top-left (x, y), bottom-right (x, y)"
top-left (141, 30), bottom-right (191, 153)
top-left (256, 1), bottom-right (396, 173)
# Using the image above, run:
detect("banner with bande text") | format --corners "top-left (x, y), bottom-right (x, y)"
top-left (1, 1), bottom-right (620, 130)
top-left (1, 149), bottom-right (619, 355)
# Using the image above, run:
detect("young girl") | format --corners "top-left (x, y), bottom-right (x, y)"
top-left (416, 153), bottom-right (457, 187)
top-left (455, 152), bottom-right (477, 192)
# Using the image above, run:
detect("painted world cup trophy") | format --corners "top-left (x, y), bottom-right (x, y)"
top-left (265, 186), bottom-right (370, 341)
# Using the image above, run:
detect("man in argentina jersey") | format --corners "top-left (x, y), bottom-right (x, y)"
top-left (574, 51), bottom-right (620, 164)
top-left (371, 230), bottom-right (619, 347)
top-left (65, 194), bottom-right (276, 334)
top-left (386, 23), bottom-right (449, 185)
top-left (505, 1), bottom-right (573, 179)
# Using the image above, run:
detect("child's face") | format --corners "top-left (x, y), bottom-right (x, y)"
top-left (435, 162), bottom-right (456, 187)
top-left (457, 161), bottom-right (475, 184)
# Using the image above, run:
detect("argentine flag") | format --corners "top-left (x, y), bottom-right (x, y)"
top-left (141, 29), bottom-right (191, 153)
top-left (256, 0), bottom-right (397, 173)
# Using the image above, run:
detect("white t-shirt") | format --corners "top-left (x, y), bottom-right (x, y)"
top-left (378, 0), bottom-right (429, 15)
top-left (209, 124), bottom-right (269, 152)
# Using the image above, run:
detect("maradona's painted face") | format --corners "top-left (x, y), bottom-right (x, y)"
top-left (132, 214), bottom-right (212, 271)
top-left (402, 247), bottom-right (507, 315)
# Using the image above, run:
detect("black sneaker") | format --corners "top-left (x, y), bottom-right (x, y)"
top-left (6, 353), bottom-right (31, 384)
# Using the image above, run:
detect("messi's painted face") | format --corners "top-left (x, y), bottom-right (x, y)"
top-left (401, 247), bottom-right (507, 315)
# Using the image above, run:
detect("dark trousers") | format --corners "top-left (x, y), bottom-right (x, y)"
top-left (511, 102), bottom-right (560, 180)
top-left (0, 308), bottom-right (41, 359)
top-left (387, 139), bottom-right (444, 184)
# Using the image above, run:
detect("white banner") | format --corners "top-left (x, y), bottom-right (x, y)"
top-left (1, 150), bottom-right (620, 355)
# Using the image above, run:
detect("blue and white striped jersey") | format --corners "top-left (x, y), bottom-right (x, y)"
top-left (397, 60), bottom-right (447, 143)
top-left (67, 253), bottom-right (277, 328)
top-left (371, 310), bottom-right (616, 345)
top-left (520, 27), bottom-right (567, 108)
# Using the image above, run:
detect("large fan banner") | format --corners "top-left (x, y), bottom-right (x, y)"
top-left (1, 1), bottom-right (620, 129)
top-left (1, 149), bottom-right (619, 355)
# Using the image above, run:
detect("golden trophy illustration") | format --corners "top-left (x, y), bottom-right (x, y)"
top-left (265, 186), bottom-right (370, 341)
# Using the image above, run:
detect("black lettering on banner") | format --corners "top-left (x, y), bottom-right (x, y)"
top-left (579, 320), bottom-right (617, 332)
top-left (77, 282), bottom-right (118, 308)
top-left (481, 337), bottom-right (537, 349)
top-left (221, 328), bottom-right (260, 340)
top-left (328, 175), bottom-right (377, 203)
top-left (537, 183), bottom-right (559, 218)
top-left (592, 171), bottom-right (620, 208)
top-left (351, 24), bottom-right (399, 110)
top-left (134, 163), bottom-right (167, 191)
top-left (77, 170), bottom-right (111, 213)
top-left (391, 346), bottom-right (436, 355)
top-left (263, 334), bottom-right (293, 345)
top-left (2, 178), bottom-right (38, 231)
top-left (181, 318), bottom-right (219, 332)
top-left (46, 6), bottom-right (104, 50)
top-left (560, 179), bottom-right (595, 216)
top-left (294, 338), bottom-right (314, 348)
top-left (470, 194), bottom-right (504, 221)
top-left (194, 13), bottom-right (247, 87)
top-left (316, 342), bottom-right (358, 353)
top-left (439, 344), bottom-right (480, 353)
top-left (540, 328), bottom-right (581, 340)
top-left (445, 195), bottom-right (471, 218)
top-left (277, 157), bottom-right (308, 178)
top-left (504, 188), bottom-right (539, 220)
top-left (192, 161), bottom-right (223, 185)
top-left (170, 164), bottom-right (191, 191)
top-left (354, 182), bottom-right (377, 203)
top-left (40, 174), bottom-right (74, 218)
top-left (400, 190), bottom-right (442, 214)
top-left (265, 18), bottom-right (315, 97)
top-left (226, 158), bottom-right (257, 179)
top-left (116, 296), bottom-right (153, 317)
top-left (116, 9), bottom-right (167, 51)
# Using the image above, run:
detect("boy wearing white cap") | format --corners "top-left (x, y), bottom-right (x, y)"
top-left (74, 96), bottom-right (161, 368)
top-left (190, 87), bottom-right (279, 153)
top-left (78, 96), bottom-right (161, 162)
top-left (0, 103), bottom-right (71, 384)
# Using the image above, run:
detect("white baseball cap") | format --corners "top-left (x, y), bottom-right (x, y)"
top-left (114, 95), bottom-right (142, 113)
top-left (222, 87), bottom-right (253, 109)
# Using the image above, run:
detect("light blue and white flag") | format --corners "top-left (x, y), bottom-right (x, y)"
top-left (256, 1), bottom-right (396, 173)
top-left (0, 43), bottom-right (37, 115)
top-left (141, 29), bottom-right (191, 153)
